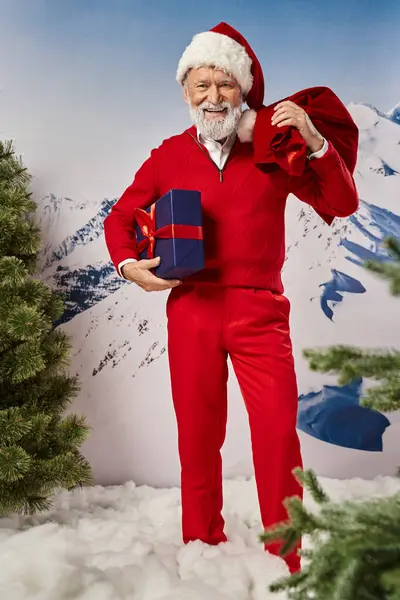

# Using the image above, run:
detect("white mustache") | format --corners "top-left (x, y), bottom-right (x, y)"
top-left (199, 102), bottom-right (230, 112)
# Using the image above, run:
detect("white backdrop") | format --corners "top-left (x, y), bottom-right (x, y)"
top-left (1, 3), bottom-right (399, 487)
top-left (50, 100), bottom-right (399, 487)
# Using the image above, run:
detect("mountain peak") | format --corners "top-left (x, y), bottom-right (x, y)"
top-left (387, 102), bottom-right (400, 124)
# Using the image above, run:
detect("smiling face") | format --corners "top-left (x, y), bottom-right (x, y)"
top-left (183, 67), bottom-right (243, 140)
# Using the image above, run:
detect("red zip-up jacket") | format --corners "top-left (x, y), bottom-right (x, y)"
top-left (104, 126), bottom-right (359, 293)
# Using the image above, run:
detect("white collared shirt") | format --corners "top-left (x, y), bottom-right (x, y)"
top-left (197, 130), bottom-right (237, 170)
top-left (117, 131), bottom-right (328, 277)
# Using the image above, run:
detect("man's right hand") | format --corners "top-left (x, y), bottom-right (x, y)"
top-left (121, 257), bottom-right (182, 292)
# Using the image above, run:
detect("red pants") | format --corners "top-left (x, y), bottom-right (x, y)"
top-left (166, 285), bottom-right (303, 572)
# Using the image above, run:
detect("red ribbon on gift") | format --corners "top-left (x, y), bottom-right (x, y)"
top-left (134, 204), bottom-right (203, 258)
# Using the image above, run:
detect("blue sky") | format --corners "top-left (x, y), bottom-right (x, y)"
top-left (0, 0), bottom-right (399, 199)
top-left (4, 0), bottom-right (400, 108)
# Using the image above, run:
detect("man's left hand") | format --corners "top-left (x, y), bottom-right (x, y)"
top-left (271, 100), bottom-right (324, 154)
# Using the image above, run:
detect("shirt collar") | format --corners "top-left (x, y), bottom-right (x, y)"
top-left (197, 129), bottom-right (237, 151)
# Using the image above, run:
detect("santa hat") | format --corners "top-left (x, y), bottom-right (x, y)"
top-left (176, 22), bottom-right (264, 111)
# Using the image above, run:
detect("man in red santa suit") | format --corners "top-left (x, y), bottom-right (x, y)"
top-left (104, 22), bottom-right (359, 573)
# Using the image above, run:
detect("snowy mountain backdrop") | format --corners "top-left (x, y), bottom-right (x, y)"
top-left (36, 99), bottom-right (400, 487)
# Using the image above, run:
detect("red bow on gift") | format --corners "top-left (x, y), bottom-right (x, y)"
top-left (134, 204), bottom-right (203, 258)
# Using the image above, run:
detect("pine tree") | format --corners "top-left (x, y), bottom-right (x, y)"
top-left (0, 140), bottom-right (92, 515)
top-left (263, 469), bottom-right (400, 600)
top-left (262, 237), bottom-right (400, 599)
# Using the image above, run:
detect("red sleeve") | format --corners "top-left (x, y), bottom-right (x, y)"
top-left (104, 149), bottom-right (159, 273)
top-left (287, 141), bottom-right (359, 223)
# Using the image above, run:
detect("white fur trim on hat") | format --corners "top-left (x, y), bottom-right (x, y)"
top-left (176, 31), bottom-right (253, 95)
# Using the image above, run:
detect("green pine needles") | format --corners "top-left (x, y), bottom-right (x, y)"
top-left (264, 237), bottom-right (400, 598)
top-left (304, 238), bottom-right (400, 414)
top-left (263, 468), bottom-right (400, 600)
top-left (0, 140), bottom-right (91, 515)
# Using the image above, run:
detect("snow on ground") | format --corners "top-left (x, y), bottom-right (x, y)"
top-left (1, 476), bottom-right (400, 600)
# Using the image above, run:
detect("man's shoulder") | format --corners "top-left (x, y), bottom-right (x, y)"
top-left (152, 126), bottom-right (195, 156)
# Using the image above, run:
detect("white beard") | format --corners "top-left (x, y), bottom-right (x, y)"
top-left (189, 100), bottom-right (243, 141)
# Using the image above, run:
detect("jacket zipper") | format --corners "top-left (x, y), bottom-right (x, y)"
top-left (186, 132), bottom-right (226, 182)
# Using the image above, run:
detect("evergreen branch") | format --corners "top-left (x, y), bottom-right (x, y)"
top-left (304, 346), bottom-right (362, 373)
top-left (51, 414), bottom-right (91, 450)
top-left (261, 471), bottom-right (328, 557)
top-left (0, 407), bottom-right (34, 444)
top-left (0, 489), bottom-right (52, 516)
top-left (18, 279), bottom-right (53, 309)
top-left (0, 184), bottom-right (36, 214)
top-left (7, 340), bottom-right (47, 383)
top-left (44, 291), bottom-right (66, 323)
top-left (0, 373), bottom-right (80, 414)
top-left (385, 237), bottom-right (400, 260)
top-left (36, 373), bottom-right (80, 413)
top-left (41, 328), bottom-right (75, 374)
top-left (0, 256), bottom-right (29, 288)
top-left (0, 451), bottom-right (92, 515)
top-left (32, 451), bottom-right (92, 488)
top-left (21, 413), bottom-right (53, 450)
top-left (362, 379), bottom-right (400, 412)
top-left (304, 347), bottom-right (400, 382)
top-left (11, 220), bottom-right (42, 257)
top-left (331, 559), bottom-right (368, 600)
top-left (366, 261), bottom-right (400, 295)
top-left (381, 567), bottom-right (400, 598)
top-left (284, 495), bottom-right (322, 535)
top-left (303, 346), bottom-right (400, 412)
top-left (0, 445), bottom-right (32, 482)
top-left (365, 238), bottom-right (400, 296)
top-left (18, 496), bottom-right (53, 515)
top-left (267, 483), bottom-right (400, 599)
top-left (0, 141), bottom-right (31, 190)
top-left (294, 468), bottom-right (330, 504)
top-left (269, 568), bottom-right (309, 594)
top-left (21, 254), bottom-right (40, 275)
top-left (7, 303), bottom-right (51, 342)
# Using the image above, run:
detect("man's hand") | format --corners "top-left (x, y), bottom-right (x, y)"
top-left (121, 257), bottom-right (182, 292)
top-left (271, 100), bottom-right (324, 154)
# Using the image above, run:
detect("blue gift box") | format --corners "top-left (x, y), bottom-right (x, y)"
top-left (135, 189), bottom-right (204, 279)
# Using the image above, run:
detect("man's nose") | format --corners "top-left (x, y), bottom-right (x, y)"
top-left (207, 84), bottom-right (221, 105)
